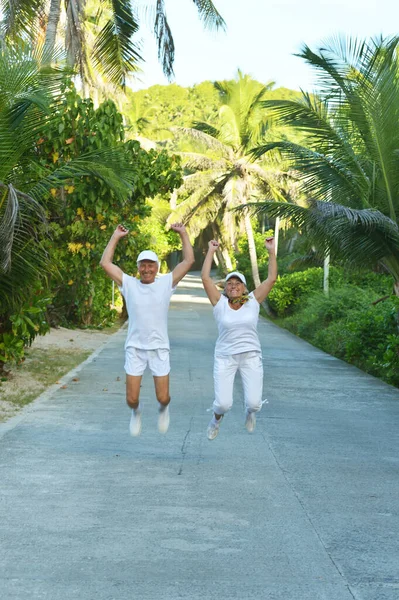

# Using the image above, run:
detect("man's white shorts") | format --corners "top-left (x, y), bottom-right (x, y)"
top-left (125, 347), bottom-right (170, 377)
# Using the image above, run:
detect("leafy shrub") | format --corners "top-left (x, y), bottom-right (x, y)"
top-left (0, 289), bottom-right (52, 369)
top-left (279, 286), bottom-right (399, 387)
top-left (267, 268), bottom-right (325, 316)
top-left (284, 286), bottom-right (376, 338)
top-left (36, 85), bottom-right (182, 327)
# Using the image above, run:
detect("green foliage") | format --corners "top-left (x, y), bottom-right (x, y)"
top-left (312, 299), bottom-right (399, 386)
top-left (253, 36), bottom-right (399, 288)
top-left (234, 228), bottom-right (274, 287)
top-left (32, 84), bottom-right (182, 326)
top-left (125, 82), bottom-right (221, 137)
top-left (0, 289), bottom-right (51, 365)
top-left (125, 81), bottom-right (303, 146)
top-left (273, 265), bottom-right (399, 387)
top-left (268, 268), bottom-right (325, 316)
top-left (283, 286), bottom-right (376, 337)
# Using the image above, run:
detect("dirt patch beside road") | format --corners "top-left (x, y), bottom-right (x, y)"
top-left (0, 325), bottom-right (122, 422)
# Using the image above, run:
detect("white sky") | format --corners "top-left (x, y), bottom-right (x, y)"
top-left (131, 0), bottom-right (399, 92)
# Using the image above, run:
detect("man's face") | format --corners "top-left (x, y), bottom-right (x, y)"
top-left (138, 260), bottom-right (159, 284)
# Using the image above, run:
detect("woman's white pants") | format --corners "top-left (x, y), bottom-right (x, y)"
top-left (213, 351), bottom-right (263, 415)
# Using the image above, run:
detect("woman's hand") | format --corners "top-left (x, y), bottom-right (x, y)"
top-left (208, 240), bottom-right (220, 252)
top-left (170, 222), bottom-right (186, 235)
top-left (265, 236), bottom-right (275, 253)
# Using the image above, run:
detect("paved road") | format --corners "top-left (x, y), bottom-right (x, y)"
top-left (1, 274), bottom-right (399, 600)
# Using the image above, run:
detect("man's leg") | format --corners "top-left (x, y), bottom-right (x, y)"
top-left (124, 348), bottom-right (147, 436)
top-left (153, 374), bottom-right (170, 407)
top-left (126, 374), bottom-right (142, 409)
top-left (154, 375), bottom-right (170, 433)
top-left (126, 375), bottom-right (143, 436)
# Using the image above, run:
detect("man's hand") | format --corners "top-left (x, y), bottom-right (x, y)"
top-left (113, 224), bottom-right (129, 239)
top-left (265, 236), bottom-right (275, 253)
top-left (170, 222), bottom-right (186, 235)
top-left (208, 240), bottom-right (220, 253)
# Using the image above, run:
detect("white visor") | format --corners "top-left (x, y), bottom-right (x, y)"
top-left (225, 271), bottom-right (246, 285)
top-left (137, 250), bottom-right (159, 264)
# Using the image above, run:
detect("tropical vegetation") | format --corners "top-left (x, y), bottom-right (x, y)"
top-left (251, 35), bottom-right (399, 297)
top-left (0, 44), bottom-right (182, 372)
top-left (1, 11), bottom-right (398, 391)
top-left (0, 0), bottom-right (225, 92)
top-left (162, 71), bottom-right (299, 286)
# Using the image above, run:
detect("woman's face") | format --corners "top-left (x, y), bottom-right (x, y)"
top-left (225, 277), bottom-right (245, 299)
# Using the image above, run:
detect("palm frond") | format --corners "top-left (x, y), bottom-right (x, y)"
top-left (251, 140), bottom-right (366, 208)
top-left (28, 148), bottom-right (134, 201)
top-left (92, 0), bottom-right (142, 87)
top-left (191, 0), bottom-right (226, 30)
top-left (170, 126), bottom-right (231, 158)
top-left (0, 182), bottom-right (48, 274)
top-left (178, 151), bottom-right (227, 171)
top-left (246, 198), bottom-right (399, 279)
top-left (153, 0), bottom-right (174, 79)
top-left (192, 120), bottom-right (220, 139)
top-left (0, 0), bottom-right (45, 38)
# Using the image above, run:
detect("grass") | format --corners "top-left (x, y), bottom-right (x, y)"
top-left (0, 347), bottom-right (92, 421)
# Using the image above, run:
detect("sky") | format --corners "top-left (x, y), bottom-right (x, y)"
top-left (132, 0), bottom-right (399, 92)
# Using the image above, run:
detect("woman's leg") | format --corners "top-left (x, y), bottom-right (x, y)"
top-left (212, 355), bottom-right (238, 416)
top-left (239, 352), bottom-right (263, 431)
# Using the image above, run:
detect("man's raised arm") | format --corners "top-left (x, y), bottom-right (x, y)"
top-left (100, 224), bottom-right (129, 287)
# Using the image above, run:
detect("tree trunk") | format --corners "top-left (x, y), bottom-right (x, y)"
top-left (323, 253), bottom-right (330, 297)
top-left (242, 206), bottom-right (260, 288)
top-left (44, 0), bottom-right (62, 56)
top-left (222, 248), bottom-right (233, 271)
top-left (274, 216), bottom-right (280, 256)
top-left (394, 281), bottom-right (399, 297)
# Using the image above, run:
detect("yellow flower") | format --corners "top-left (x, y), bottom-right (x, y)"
top-left (77, 207), bottom-right (85, 218)
top-left (68, 280), bottom-right (74, 285)
top-left (96, 214), bottom-right (104, 222)
top-left (67, 242), bottom-right (84, 254)
top-left (52, 152), bottom-right (59, 163)
top-left (50, 188), bottom-right (57, 197)
top-left (85, 242), bottom-right (91, 249)
top-left (100, 224), bottom-right (107, 230)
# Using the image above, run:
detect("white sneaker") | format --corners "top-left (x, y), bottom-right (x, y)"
top-left (245, 410), bottom-right (256, 433)
top-left (207, 416), bottom-right (223, 440)
top-left (129, 409), bottom-right (142, 437)
top-left (158, 405), bottom-right (170, 434)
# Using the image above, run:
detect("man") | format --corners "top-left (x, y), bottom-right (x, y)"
top-left (100, 222), bottom-right (194, 436)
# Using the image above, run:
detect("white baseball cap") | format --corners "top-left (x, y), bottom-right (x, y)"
top-left (137, 250), bottom-right (159, 264)
top-left (225, 271), bottom-right (246, 285)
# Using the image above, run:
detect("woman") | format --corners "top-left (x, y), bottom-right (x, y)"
top-left (201, 237), bottom-right (277, 440)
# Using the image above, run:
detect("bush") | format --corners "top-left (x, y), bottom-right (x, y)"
top-left (0, 289), bottom-right (52, 369)
top-left (278, 285), bottom-right (399, 387)
top-left (284, 286), bottom-right (376, 338)
top-left (268, 268), bottom-right (325, 316)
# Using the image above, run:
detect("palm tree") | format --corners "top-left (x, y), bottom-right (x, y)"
top-left (168, 71), bottom-right (292, 285)
top-left (0, 0), bottom-right (225, 90)
top-left (251, 35), bottom-right (399, 296)
top-left (0, 43), bottom-right (134, 351)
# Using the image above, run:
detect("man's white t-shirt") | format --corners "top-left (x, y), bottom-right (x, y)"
top-left (119, 272), bottom-right (175, 350)
top-left (213, 292), bottom-right (261, 357)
